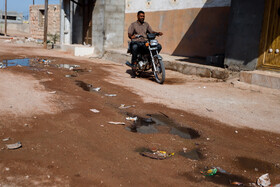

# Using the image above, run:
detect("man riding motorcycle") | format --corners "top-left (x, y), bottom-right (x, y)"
top-left (127, 10), bottom-right (163, 70)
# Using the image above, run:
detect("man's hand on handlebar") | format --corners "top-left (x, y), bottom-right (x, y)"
top-left (157, 32), bottom-right (163, 36)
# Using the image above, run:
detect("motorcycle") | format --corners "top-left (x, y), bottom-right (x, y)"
top-left (126, 33), bottom-right (165, 84)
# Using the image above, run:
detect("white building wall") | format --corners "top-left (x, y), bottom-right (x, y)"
top-left (125, 0), bottom-right (231, 13)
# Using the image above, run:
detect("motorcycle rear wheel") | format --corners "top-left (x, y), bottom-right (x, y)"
top-left (153, 57), bottom-right (165, 84)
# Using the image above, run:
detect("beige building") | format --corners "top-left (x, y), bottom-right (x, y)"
top-left (29, 4), bottom-right (60, 39)
top-left (124, 0), bottom-right (231, 58)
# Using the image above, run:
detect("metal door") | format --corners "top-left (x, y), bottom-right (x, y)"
top-left (258, 0), bottom-right (280, 70)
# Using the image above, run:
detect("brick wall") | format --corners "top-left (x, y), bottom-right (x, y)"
top-left (29, 5), bottom-right (60, 40)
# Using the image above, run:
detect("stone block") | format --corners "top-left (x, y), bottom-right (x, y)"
top-left (196, 67), bottom-right (211, 77)
top-left (212, 68), bottom-right (229, 80)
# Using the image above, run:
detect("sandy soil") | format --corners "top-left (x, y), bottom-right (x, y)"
top-left (105, 64), bottom-right (280, 133)
top-left (0, 71), bottom-right (60, 117)
top-left (0, 41), bottom-right (279, 186)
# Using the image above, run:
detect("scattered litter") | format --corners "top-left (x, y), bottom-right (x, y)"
top-left (91, 87), bottom-right (101, 92)
top-left (203, 86), bottom-right (207, 89)
top-left (216, 167), bottom-right (229, 174)
top-left (257, 173), bottom-right (271, 187)
top-left (5, 167), bottom-right (10, 171)
top-left (59, 64), bottom-right (80, 69)
top-left (24, 124), bottom-right (29, 127)
top-left (230, 181), bottom-right (243, 186)
top-left (90, 109), bottom-right (100, 113)
top-left (49, 91), bottom-right (56, 94)
top-left (140, 150), bottom-right (174, 160)
top-left (6, 142), bottom-right (22, 150)
top-left (100, 125), bottom-right (104, 127)
top-left (0, 62), bottom-right (6, 69)
top-left (65, 74), bottom-right (77, 78)
top-left (183, 147), bottom-right (188, 153)
top-left (105, 94), bottom-right (117, 97)
top-left (119, 104), bottom-right (134, 109)
top-left (274, 184), bottom-right (280, 187)
top-left (4, 40), bottom-right (11, 43)
top-left (108, 122), bottom-right (125, 125)
top-left (206, 138), bottom-right (210, 141)
top-left (2, 137), bottom-right (10, 142)
top-left (47, 71), bottom-right (53, 75)
top-left (235, 130), bottom-right (238, 134)
top-left (126, 117), bottom-right (138, 122)
top-left (201, 168), bottom-right (217, 176)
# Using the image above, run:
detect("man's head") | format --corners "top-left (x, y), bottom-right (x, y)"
top-left (137, 11), bottom-right (145, 23)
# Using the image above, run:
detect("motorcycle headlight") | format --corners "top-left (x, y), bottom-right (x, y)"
top-left (150, 40), bottom-right (158, 46)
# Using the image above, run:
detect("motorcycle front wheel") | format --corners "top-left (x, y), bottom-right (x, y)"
top-left (153, 57), bottom-right (165, 84)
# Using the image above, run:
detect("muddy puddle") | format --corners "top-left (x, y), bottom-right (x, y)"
top-left (179, 149), bottom-right (203, 160)
top-left (0, 58), bottom-right (31, 68)
top-left (75, 80), bottom-right (92, 91)
top-left (235, 157), bottom-right (280, 174)
top-left (125, 113), bottom-right (200, 139)
top-left (206, 173), bottom-right (251, 186)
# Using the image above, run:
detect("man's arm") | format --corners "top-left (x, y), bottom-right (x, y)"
top-left (147, 23), bottom-right (163, 36)
top-left (128, 24), bottom-right (136, 39)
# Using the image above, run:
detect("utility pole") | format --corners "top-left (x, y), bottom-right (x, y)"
top-left (43, 0), bottom-right (48, 48)
top-left (33, 0), bottom-right (35, 5)
top-left (5, 0), bottom-right (7, 36)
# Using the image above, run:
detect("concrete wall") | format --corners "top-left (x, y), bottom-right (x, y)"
top-left (92, 0), bottom-right (105, 55)
top-left (104, 0), bottom-right (125, 49)
top-left (30, 4), bottom-right (60, 39)
top-left (0, 23), bottom-right (29, 34)
top-left (124, 0), bottom-right (231, 57)
top-left (92, 0), bottom-right (125, 56)
top-left (224, 0), bottom-right (265, 71)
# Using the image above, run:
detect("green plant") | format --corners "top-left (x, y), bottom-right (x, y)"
top-left (47, 33), bottom-right (60, 44)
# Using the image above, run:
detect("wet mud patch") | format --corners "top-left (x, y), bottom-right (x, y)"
top-left (236, 157), bottom-right (280, 174)
top-left (206, 173), bottom-right (252, 186)
top-left (178, 149), bottom-right (203, 160)
top-left (75, 80), bottom-right (92, 91)
top-left (164, 78), bottom-right (186, 85)
top-left (181, 171), bottom-right (252, 186)
top-left (75, 80), bottom-right (101, 93)
top-left (125, 113), bottom-right (200, 139)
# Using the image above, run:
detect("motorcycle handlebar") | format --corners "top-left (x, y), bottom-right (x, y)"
top-left (135, 35), bottom-right (144, 38)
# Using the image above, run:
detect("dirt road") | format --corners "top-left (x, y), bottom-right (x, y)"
top-left (0, 41), bottom-right (279, 186)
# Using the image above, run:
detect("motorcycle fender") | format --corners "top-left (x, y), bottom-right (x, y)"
top-left (154, 55), bottom-right (163, 60)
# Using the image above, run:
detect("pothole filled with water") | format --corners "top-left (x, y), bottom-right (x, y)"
top-left (178, 149), bottom-right (203, 160)
top-left (0, 58), bottom-right (31, 68)
top-left (125, 113), bottom-right (200, 139)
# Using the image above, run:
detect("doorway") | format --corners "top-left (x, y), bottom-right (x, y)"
top-left (83, 0), bottom-right (95, 45)
top-left (258, 0), bottom-right (280, 70)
